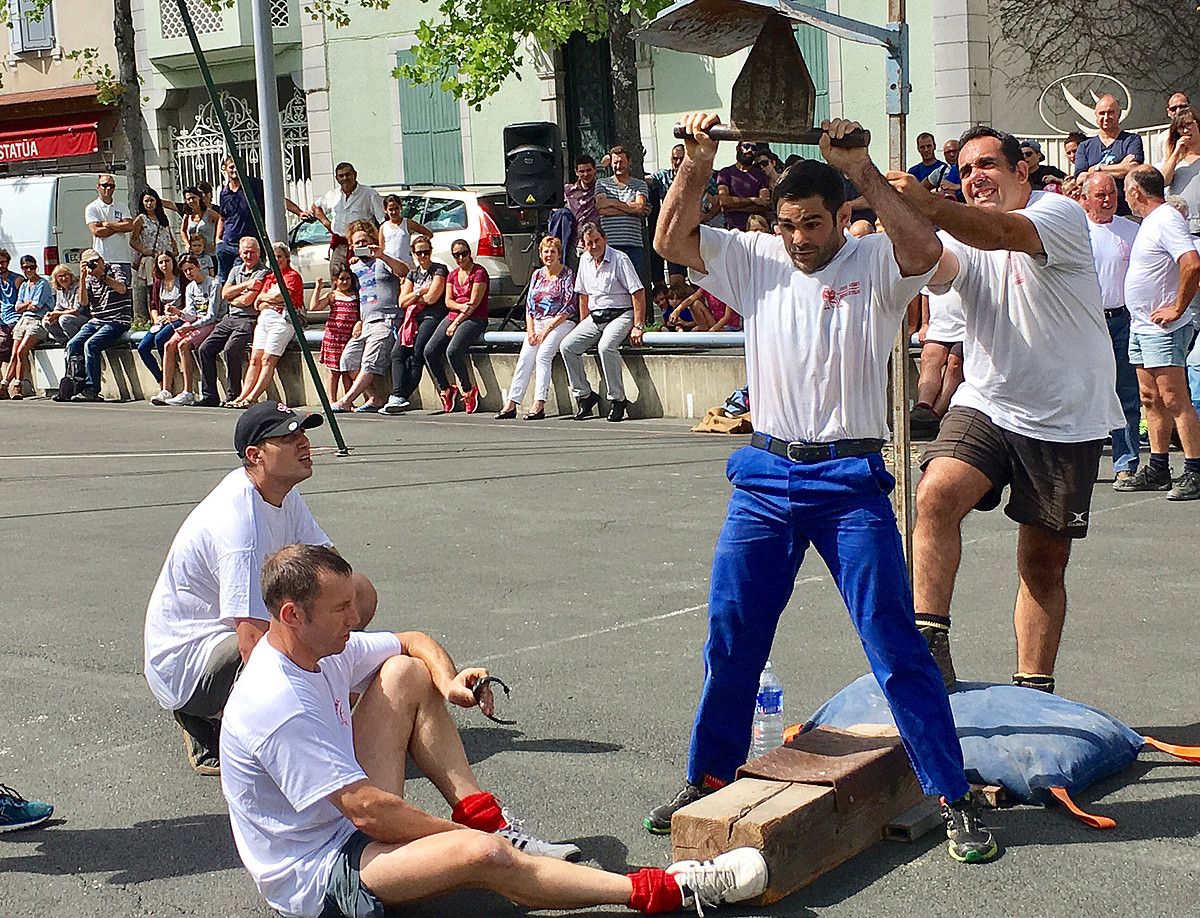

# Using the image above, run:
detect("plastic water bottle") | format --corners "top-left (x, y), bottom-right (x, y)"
top-left (750, 662), bottom-right (785, 759)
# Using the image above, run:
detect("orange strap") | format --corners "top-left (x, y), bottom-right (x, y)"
top-left (1048, 787), bottom-right (1116, 830)
top-left (1143, 736), bottom-right (1200, 763)
top-left (783, 723), bottom-right (805, 744)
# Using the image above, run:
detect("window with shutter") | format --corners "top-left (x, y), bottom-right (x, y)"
top-left (7, 0), bottom-right (55, 54)
top-left (770, 0), bottom-right (830, 162)
top-left (395, 50), bottom-right (465, 186)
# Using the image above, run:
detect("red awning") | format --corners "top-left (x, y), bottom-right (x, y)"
top-left (0, 119), bottom-right (98, 164)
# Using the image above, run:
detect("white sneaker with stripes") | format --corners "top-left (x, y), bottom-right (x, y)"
top-left (495, 807), bottom-right (581, 861)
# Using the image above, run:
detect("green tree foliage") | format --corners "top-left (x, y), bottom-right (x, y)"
top-left (388, 0), bottom-right (669, 108)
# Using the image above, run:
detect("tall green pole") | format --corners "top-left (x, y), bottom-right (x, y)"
top-left (173, 0), bottom-right (350, 456)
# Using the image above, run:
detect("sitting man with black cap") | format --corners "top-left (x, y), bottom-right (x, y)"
top-left (143, 402), bottom-right (367, 775)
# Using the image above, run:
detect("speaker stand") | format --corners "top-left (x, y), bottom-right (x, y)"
top-left (498, 207), bottom-right (551, 332)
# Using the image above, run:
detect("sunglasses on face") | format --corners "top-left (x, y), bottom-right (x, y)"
top-left (413, 248), bottom-right (432, 256)
top-left (98, 183), bottom-right (115, 189)
top-left (1170, 105), bottom-right (1190, 113)
top-left (452, 251), bottom-right (470, 258)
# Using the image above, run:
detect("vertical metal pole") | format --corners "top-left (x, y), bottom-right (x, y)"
top-left (887, 0), bottom-right (914, 574)
top-left (251, 0), bottom-right (288, 243)
top-left (175, 0), bottom-right (350, 455)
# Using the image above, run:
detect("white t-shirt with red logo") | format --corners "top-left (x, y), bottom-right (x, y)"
top-left (945, 191), bottom-right (1123, 442)
top-left (692, 225), bottom-right (933, 442)
top-left (221, 631), bottom-right (403, 918)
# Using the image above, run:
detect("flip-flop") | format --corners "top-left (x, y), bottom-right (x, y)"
top-left (354, 403), bottom-right (382, 413)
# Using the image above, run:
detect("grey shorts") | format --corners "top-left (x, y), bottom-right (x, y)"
top-left (339, 323), bottom-right (395, 376)
top-left (321, 830), bottom-right (385, 918)
top-left (12, 314), bottom-right (47, 343)
top-left (1129, 325), bottom-right (1191, 368)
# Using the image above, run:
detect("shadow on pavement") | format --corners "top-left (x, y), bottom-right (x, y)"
top-left (0, 812), bottom-right (241, 883)
top-left (458, 726), bottom-right (623, 766)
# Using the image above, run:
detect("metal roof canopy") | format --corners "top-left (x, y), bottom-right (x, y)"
top-left (634, 0), bottom-right (909, 115)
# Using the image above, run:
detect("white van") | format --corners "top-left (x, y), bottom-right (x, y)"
top-left (0, 173), bottom-right (128, 271)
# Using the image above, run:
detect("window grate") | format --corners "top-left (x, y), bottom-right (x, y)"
top-left (270, 0), bottom-right (289, 27)
top-left (161, 0), bottom-right (223, 40)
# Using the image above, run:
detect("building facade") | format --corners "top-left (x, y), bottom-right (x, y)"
top-left (0, 0), bottom-right (120, 177)
top-left (131, 0), bottom-right (944, 208)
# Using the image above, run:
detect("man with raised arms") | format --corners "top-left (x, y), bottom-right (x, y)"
top-left (648, 112), bottom-right (998, 864)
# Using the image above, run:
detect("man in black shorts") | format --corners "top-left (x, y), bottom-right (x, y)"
top-left (890, 126), bottom-right (1123, 694)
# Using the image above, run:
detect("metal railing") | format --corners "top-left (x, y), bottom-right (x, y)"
top-left (1019, 122), bottom-right (1171, 173)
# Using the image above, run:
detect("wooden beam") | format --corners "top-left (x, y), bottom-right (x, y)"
top-left (672, 727), bottom-right (927, 905)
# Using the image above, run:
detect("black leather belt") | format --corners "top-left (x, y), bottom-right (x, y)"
top-left (1104, 306), bottom-right (1127, 319)
top-left (751, 431), bottom-right (884, 463)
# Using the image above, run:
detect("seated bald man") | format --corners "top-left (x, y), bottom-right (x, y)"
top-left (221, 544), bottom-right (769, 918)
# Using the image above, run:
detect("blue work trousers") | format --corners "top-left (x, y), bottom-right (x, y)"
top-left (686, 444), bottom-right (970, 801)
top-left (1107, 309), bottom-right (1142, 473)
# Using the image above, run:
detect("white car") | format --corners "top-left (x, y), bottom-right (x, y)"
top-left (289, 185), bottom-right (539, 319)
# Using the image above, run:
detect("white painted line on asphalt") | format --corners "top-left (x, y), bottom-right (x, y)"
top-left (471, 575), bottom-right (827, 665)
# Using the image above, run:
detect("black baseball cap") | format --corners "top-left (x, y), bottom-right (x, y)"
top-left (235, 401), bottom-right (323, 458)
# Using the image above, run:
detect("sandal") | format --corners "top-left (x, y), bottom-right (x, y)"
top-left (495, 406), bottom-right (517, 419)
top-left (523, 408), bottom-right (545, 421)
top-left (8, 380), bottom-right (22, 400)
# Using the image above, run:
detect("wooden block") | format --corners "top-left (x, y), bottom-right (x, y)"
top-left (971, 783), bottom-right (1009, 809)
top-left (674, 727), bottom-right (926, 905)
top-left (884, 798), bottom-right (944, 842)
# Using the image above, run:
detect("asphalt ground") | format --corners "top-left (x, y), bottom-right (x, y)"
top-left (1, 400), bottom-right (1198, 917)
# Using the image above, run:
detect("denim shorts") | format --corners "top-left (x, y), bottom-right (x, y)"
top-left (1128, 325), bottom-right (1191, 368)
top-left (320, 830), bottom-right (385, 918)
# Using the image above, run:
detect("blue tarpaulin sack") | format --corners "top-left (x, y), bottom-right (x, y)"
top-left (801, 674), bottom-right (1200, 828)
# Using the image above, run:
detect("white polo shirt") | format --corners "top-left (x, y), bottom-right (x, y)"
top-left (85, 196), bottom-right (134, 264)
top-left (946, 191), bottom-right (1122, 442)
top-left (692, 225), bottom-right (933, 443)
top-left (1124, 202), bottom-right (1199, 335)
top-left (574, 244), bottom-right (644, 312)
top-left (1087, 214), bottom-right (1138, 312)
top-left (319, 182), bottom-right (386, 237)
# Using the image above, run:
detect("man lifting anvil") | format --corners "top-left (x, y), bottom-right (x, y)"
top-left (647, 111), bottom-right (1000, 865)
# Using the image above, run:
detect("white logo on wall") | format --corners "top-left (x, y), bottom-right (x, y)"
top-left (1038, 73), bottom-right (1133, 136)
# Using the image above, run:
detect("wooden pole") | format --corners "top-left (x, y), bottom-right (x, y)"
top-left (887, 0), bottom-right (913, 574)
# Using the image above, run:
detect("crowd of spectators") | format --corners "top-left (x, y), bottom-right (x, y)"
top-left (3, 93), bottom-right (1200, 444)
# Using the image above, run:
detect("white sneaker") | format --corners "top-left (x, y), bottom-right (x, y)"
top-left (667, 848), bottom-right (768, 916)
top-left (495, 807), bottom-right (581, 861)
top-left (150, 389), bottom-right (173, 406)
top-left (381, 395), bottom-right (411, 415)
top-left (167, 390), bottom-right (195, 406)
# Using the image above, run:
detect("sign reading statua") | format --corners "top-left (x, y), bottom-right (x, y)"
top-left (0, 121), bottom-right (99, 163)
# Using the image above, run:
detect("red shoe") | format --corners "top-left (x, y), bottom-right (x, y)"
top-left (462, 386), bottom-right (480, 414)
top-left (440, 386), bottom-right (459, 413)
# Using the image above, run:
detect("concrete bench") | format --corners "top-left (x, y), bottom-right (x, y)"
top-left (27, 327), bottom-right (922, 421)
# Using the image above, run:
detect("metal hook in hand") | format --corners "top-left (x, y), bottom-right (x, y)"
top-left (472, 675), bottom-right (517, 725)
